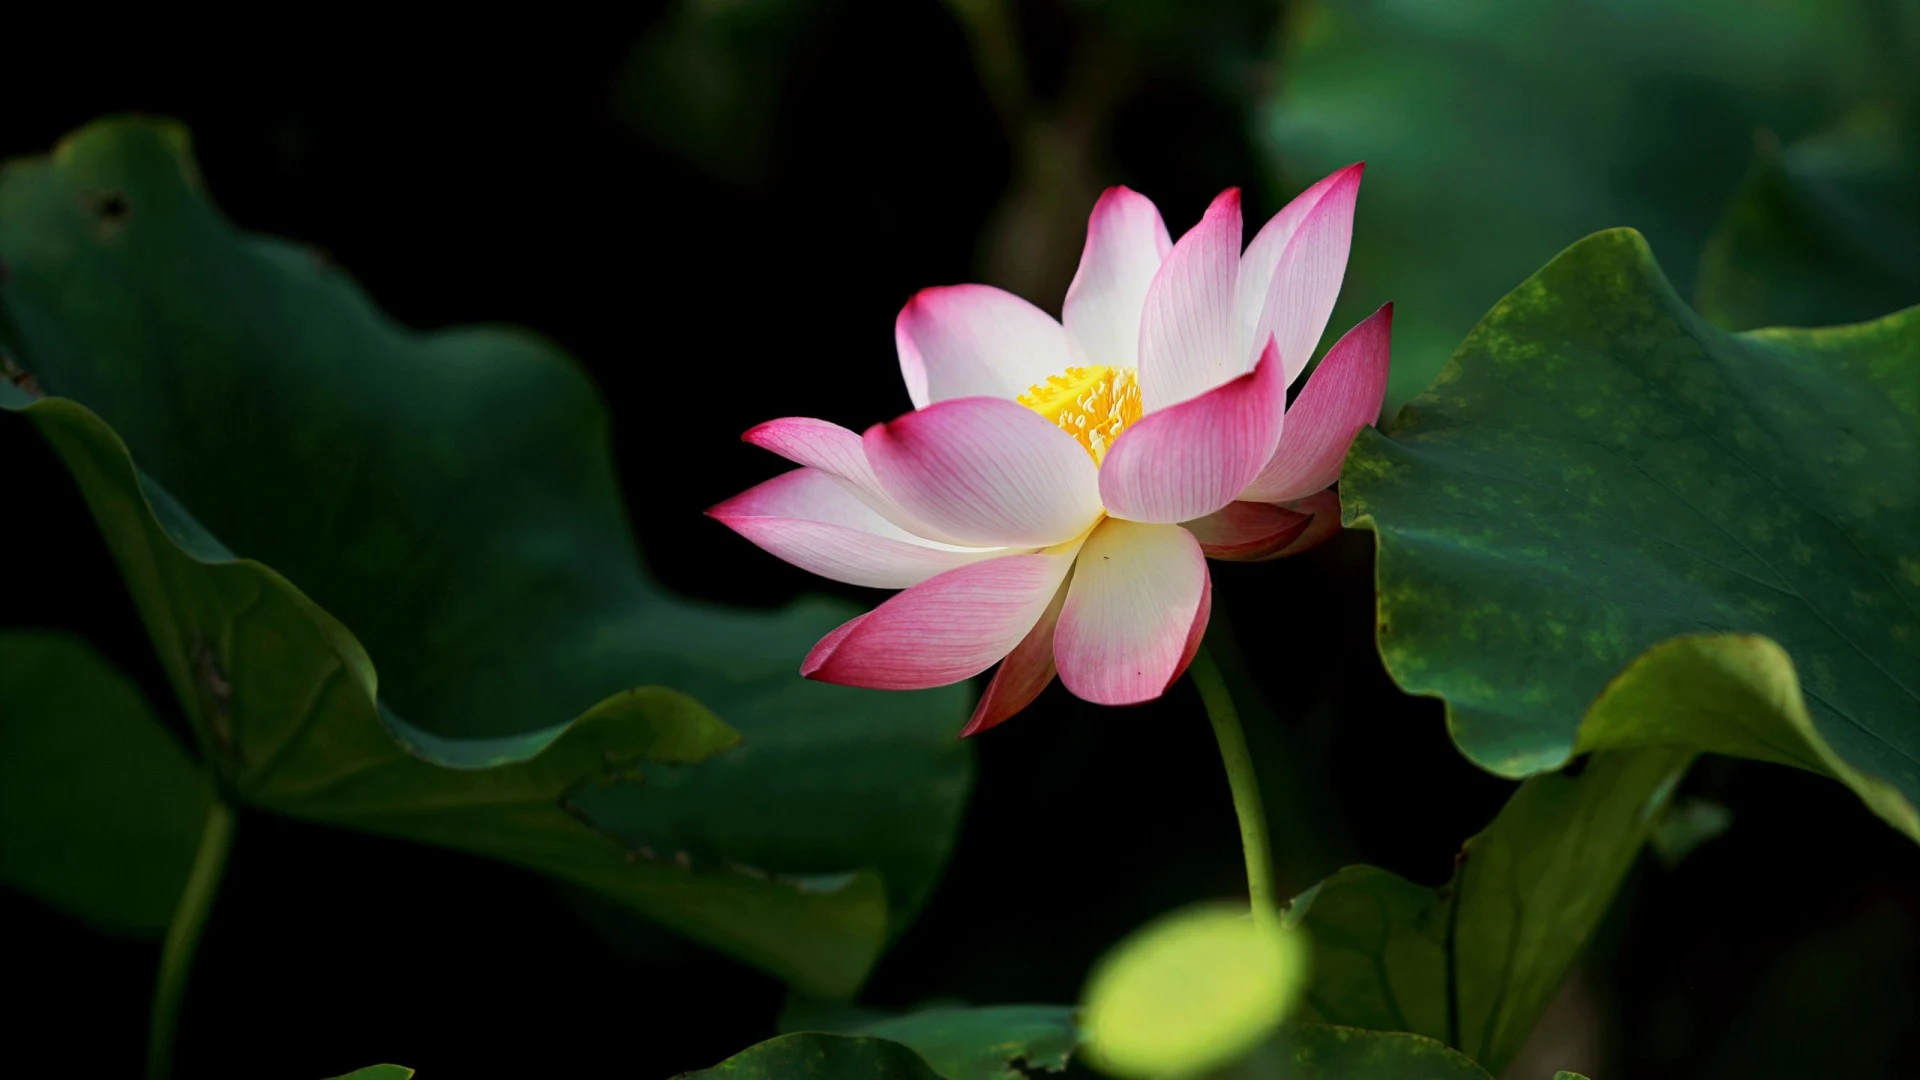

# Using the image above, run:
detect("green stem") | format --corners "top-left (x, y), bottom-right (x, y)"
top-left (1189, 646), bottom-right (1277, 927)
top-left (148, 799), bottom-right (235, 1080)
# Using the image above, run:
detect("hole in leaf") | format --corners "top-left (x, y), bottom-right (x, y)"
top-left (79, 190), bottom-right (132, 239)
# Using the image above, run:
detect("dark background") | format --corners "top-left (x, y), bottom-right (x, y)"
top-left (6, 3), bottom-right (1918, 1077)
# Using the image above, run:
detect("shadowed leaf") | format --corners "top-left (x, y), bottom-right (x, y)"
top-left (677, 1033), bottom-right (946, 1079)
top-left (1279, 1024), bottom-right (1492, 1079)
top-left (0, 117), bottom-right (973, 996)
top-left (780, 1001), bottom-right (1079, 1080)
top-left (1290, 749), bottom-right (1691, 1073)
top-left (0, 631), bottom-right (211, 933)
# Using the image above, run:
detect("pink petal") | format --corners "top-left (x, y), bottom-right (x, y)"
top-left (1169, 569), bottom-right (1213, 686)
top-left (1181, 501), bottom-right (1312, 561)
top-left (1063, 186), bottom-right (1173, 371)
top-left (802, 549), bottom-right (1078, 690)
top-left (1248, 163), bottom-right (1364, 385)
top-left (1138, 188), bottom-right (1243, 413)
top-left (804, 611), bottom-right (870, 667)
top-left (709, 468), bottom-right (1007, 589)
top-left (1099, 338), bottom-right (1286, 524)
top-left (744, 416), bottom-right (872, 478)
top-left (742, 416), bottom-right (950, 539)
top-left (1263, 489), bottom-right (1344, 560)
top-left (1054, 519), bottom-right (1210, 705)
top-left (1236, 164), bottom-right (1363, 364)
top-left (1242, 304), bottom-right (1392, 504)
top-left (864, 396), bottom-right (1104, 548)
top-left (896, 284), bottom-right (1077, 409)
top-left (958, 577), bottom-right (1069, 737)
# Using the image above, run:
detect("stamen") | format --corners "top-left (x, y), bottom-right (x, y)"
top-left (1016, 364), bottom-right (1142, 464)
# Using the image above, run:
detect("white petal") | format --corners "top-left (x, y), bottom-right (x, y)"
top-left (1063, 186), bottom-right (1173, 371)
top-left (863, 396), bottom-right (1104, 548)
top-left (1138, 189), bottom-right (1243, 413)
top-left (710, 468), bottom-right (1008, 589)
top-left (897, 284), bottom-right (1077, 408)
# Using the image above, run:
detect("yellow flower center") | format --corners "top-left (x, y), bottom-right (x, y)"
top-left (1017, 365), bottom-right (1142, 464)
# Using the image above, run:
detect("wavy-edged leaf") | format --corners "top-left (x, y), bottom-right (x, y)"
top-left (779, 1001), bottom-right (1079, 1080)
top-left (1342, 228), bottom-right (1919, 842)
top-left (1289, 749), bottom-right (1690, 1074)
top-left (677, 1032), bottom-right (946, 1079)
top-left (0, 117), bottom-right (972, 996)
top-left (0, 630), bottom-right (211, 934)
top-left (1279, 1024), bottom-right (1492, 1079)
top-left (748, 1002), bottom-right (1491, 1080)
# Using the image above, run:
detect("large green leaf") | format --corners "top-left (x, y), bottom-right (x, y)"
top-left (1289, 749), bottom-right (1690, 1073)
top-left (0, 117), bottom-right (972, 995)
top-left (1279, 1024), bottom-right (1492, 1079)
top-left (780, 1002), bottom-right (1080, 1080)
top-left (1342, 228), bottom-right (1919, 841)
top-left (1262, 0), bottom-right (1918, 407)
top-left (678, 1033), bottom-right (947, 1079)
top-left (0, 631), bottom-right (211, 933)
top-left (719, 1010), bottom-right (1493, 1079)
top-left (1696, 105), bottom-right (1920, 332)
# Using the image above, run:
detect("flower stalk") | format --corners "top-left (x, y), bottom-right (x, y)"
top-left (1189, 646), bottom-right (1278, 928)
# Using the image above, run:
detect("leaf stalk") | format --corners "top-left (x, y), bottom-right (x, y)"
top-left (148, 798), bottom-right (235, 1080)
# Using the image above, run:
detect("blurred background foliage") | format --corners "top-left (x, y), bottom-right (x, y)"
top-left (3, 1), bottom-right (1917, 1077)
top-left (1269, 0), bottom-right (1919, 405)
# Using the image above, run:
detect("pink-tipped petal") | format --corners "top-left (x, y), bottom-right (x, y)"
top-left (1138, 189), bottom-right (1243, 413)
top-left (1054, 519), bottom-right (1209, 705)
top-left (1236, 164), bottom-right (1363, 359)
top-left (742, 416), bottom-right (961, 542)
top-left (1182, 500), bottom-right (1313, 561)
top-left (959, 577), bottom-right (1069, 737)
top-left (745, 416), bottom-right (872, 477)
top-left (1242, 304), bottom-right (1392, 504)
top-left (1099, 339), bottom-right (1286, 524)
top-left (864, 396), bottom-right (1103, 548)
top-left (1168, 569), bottom-right (1213, 686)
top-left (802, 548), bottom-right (1078, 690)
top-left (1063, 186), bottom-right (1174, 371)
top-left (897, 284), bottom-right (1077, 409)
top-left (1262, 489), bottom-right (1344, 560)
top-left (1249, 163), bottom-right (1364, 385)
top-left (709, 468), bottom-right (1007, 589)
top-left (803, 610), bottom-right (870, 667)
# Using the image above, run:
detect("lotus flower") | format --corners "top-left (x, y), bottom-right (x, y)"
top-left (711, 166), bottom-right (1391, 735)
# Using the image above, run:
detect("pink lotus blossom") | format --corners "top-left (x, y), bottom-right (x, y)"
top-left (711, 166), bottom-right (1391, 735)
